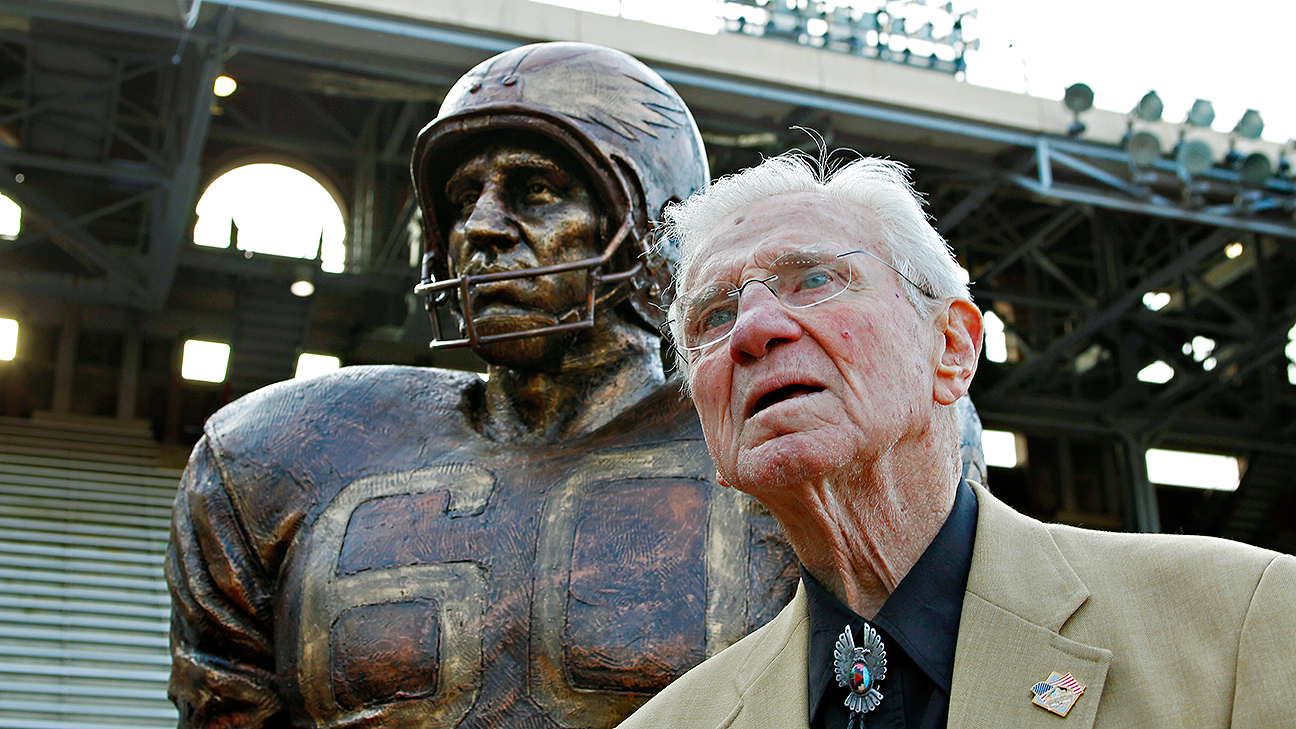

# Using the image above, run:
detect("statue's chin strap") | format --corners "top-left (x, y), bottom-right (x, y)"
top-left (415, 212), bottom-right (643, 351)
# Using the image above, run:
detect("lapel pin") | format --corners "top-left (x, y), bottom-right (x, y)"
top-left (1030, 671), bottom-right (1085, 717)
top-left (833, 623), bottom-right (887, 729)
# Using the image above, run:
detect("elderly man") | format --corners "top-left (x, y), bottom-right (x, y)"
top-left (617, 153), bottom-right (1296, 729)
top-left (165, 43), bottom-right (806, 728)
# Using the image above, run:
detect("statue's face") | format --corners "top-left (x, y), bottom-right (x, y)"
top-left (444, 141), bottom-right (602, 367)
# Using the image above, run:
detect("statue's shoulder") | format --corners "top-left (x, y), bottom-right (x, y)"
top-left (202, 365), bottom-right (480, 476)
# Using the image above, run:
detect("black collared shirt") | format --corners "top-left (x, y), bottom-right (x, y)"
top-left (806, 479), bottom-right (978, 729)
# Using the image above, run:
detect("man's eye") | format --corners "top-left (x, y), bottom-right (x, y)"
top-left (800, 269), bottom-right (832, 290)
top-left (702, 306), bottom-right (736, 331)
top-left (523, 179), bottom-right (555, 200)
top-left (790, 266), bottom-right (842, 293)
top-left (689, 302), bottom-right (737, 342)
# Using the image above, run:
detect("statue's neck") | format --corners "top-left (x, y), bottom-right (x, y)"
top-left (481, 322), bottom-right (665, 443)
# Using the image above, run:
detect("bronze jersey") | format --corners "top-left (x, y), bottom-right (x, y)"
top-left (166, 365), bottom-right (798, 728)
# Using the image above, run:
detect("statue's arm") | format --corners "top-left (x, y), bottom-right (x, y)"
top-left (165, 436), bottom-right (287, 727)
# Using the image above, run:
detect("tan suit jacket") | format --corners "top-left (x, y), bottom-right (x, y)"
top-left (618, 483), bottom-right (1296, 728)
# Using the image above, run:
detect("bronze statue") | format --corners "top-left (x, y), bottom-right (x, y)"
top-left (165, 43), bottom-right (800, 728)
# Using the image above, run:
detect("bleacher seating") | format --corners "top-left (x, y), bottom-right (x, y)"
top-left (0, 412), bottom-right (181, 728)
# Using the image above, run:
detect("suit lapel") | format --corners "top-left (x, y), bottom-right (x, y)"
top-left (723, 584), bottom-right (812, 729)
top-left (948, 484), bottom-right (1112, 729)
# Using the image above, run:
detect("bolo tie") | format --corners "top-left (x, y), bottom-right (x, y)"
top-left (832, 623), bottom-right (888, 729)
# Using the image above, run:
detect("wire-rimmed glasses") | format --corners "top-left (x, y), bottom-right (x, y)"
top-left (671, 247), bottom-right (934, 354)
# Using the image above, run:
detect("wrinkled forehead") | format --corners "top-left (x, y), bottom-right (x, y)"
top-left (682, 192), bottom-right (877, 289)
top-left (446, 135), bottom-right (585, 189)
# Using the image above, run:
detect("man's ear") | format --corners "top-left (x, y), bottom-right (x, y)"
top-left (934, 299), bottom-right (983, 405)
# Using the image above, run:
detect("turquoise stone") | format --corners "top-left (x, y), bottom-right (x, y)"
top-left (851, 663), bottom-right (870, 693)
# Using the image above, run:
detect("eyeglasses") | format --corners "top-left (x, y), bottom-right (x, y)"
top-left (672, 248), bottom-right (935, 353)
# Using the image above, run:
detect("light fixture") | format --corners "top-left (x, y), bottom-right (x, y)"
top-left (1145, 449), bottom-right (1240, 491)
top-left (1287, 322), bottom-right (1296, 385)
top-left (1233, 109), bottom-right (1264, 140)
top-left (982, 310), bottom-right (1008, 363)
top-left (1225, 241), bottom-right (1244, 259)
top-left (721, 0), bottom-right (975, 74)
top-left (294, 352), bottom-right (341, 379)
top-left (1187, 335), bottom-right (1216, 363)
top-left (1142, 291), bottom-right (1171, 311)
top-left (1073, 343), bottom-right (1108, 375)
top-left (1132, 91), bottom-right (1163, 122)
top-left (1239, 152), bottom-right (1272, 185)
top-left (1124, 131), bottom-right (1162, 167)
top-left (290, 280), bottom-right (315, 297)
top-left (1137, 360), bottom-right (1174, 384)
top-left (982, 430), bottom-right (1023, 468)
top-left (0, 317), bottom-right (17, 360)
top-left (1063, 83), bottom-right (1094, 113)
top-left (213, 75), bottom-right (237, 98)
top-left (765, 6), bottom-right (802, 38)
top-left (1063, 83), bottom-right (1093, 136)
top-left (181, 339), bottom-right (231, 383)
top-left (1185, 99), bottom-right (1215, 128)
top-left (0, 192), bottom-right (19, 239)
top-left (1175, 139), bottom-right (1214, 176)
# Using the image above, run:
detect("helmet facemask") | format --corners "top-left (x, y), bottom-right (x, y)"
top-left (415, 127), bottom-right (647, 357)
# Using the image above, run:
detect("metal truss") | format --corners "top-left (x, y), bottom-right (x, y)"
top-left (0, 0), bottom-right (428, 310)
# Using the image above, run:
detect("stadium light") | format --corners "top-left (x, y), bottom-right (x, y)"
top-left (1146, 449), bottom-right (1240, 491)
top-left (1124, 90), bottom-right (1164, 168)
top-left (181, 339), bottom-right (230, 383)
top-left (1132, 91), bottom-right (1163, 122)
top-left (295, 352), bottom-right (341, 380)
top-left (1175, 139), bottom-right (1214, 176)
top-left (1233, 109), bottom-right (1264, 140)
top-left (0, 318), bottom-right (17, 361)
top-left (982, 310), bottom-right (1008, 363)
top-left (1063, 83), bottom-right (1093, 136)
top-left (1137, 360), bottom-right (1174, 384)
top-left (213, 75), bottom-right (238, 98)
top-left (1239, 152), bottom-right (1273, 185)
top-left (1287, 321), bottom-right (1296, 385)
top-left (982, 430), bottom-right (1023, 468)
top-left (1185, 99), bottom-right (1215, 128)
top-left (1124, 131), bottom-right (1162, 167)
top-left (1142, 291), bottom-right (1172, 311)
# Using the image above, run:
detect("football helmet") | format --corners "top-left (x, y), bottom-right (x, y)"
top-left (411, 42), bottom-right (710, 349)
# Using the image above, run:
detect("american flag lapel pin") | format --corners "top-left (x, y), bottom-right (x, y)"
top-left (1030, 671), bottom-right (1086, 717)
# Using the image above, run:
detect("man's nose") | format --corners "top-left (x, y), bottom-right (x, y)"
top-left (726, 283), bottom-right (803, 362)
top-left (461, 186), bottom-right (517, 249)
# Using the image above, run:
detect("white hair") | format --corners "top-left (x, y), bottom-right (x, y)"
top-left (656, 152), bottom-right (970, 386)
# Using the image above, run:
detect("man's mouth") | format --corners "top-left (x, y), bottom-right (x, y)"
top-left (464, 279), bottom-right (540, 312)
top-left (749, 384), bottom-right (825, 417)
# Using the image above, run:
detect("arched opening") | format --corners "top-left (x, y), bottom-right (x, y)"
top-left (193, 162), bottom-right (346, 273)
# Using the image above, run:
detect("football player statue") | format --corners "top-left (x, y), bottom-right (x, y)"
top-left (166, 41), bottom-right (985, 728)
top-left (166, 42), bottom-right (800, 729)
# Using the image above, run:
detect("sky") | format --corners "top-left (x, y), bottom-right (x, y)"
top-left (963, 0), bottom-right (1296, 144)
top-left (536, 0), bottom-right (1296, 145)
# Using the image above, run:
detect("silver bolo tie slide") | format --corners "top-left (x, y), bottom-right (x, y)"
top-left (833, 623), bottom-right (888, 728)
